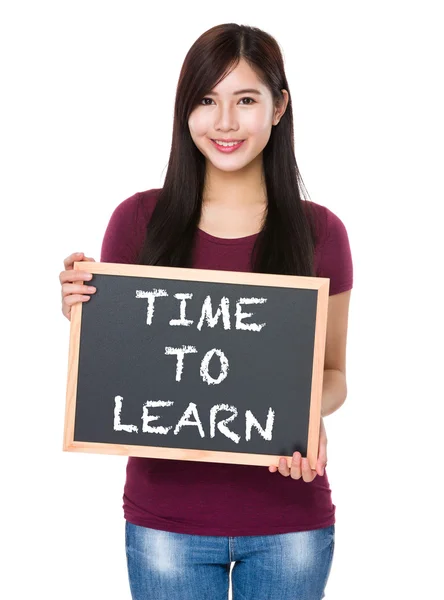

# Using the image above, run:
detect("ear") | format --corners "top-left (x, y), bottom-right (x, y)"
top-left (273, 89), bottom-right (289, 125)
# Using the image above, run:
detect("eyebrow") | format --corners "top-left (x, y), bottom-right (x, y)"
top-left (207, 88), bottom-right (262, 96)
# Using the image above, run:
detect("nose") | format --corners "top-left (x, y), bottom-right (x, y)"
top-left (214, 103), bottom-right (240, 133)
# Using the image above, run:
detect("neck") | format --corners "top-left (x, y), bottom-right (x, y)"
top-left (202, 153), bottom-right (267, 207)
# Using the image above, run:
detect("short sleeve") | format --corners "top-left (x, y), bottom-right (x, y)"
top-left (100, 192), bottom-right (142, 264)
top-left (317, 207), bottom-right (353, 295)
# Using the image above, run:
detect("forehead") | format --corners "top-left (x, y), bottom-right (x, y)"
top-left (211, 59), bottom-right (266, 94)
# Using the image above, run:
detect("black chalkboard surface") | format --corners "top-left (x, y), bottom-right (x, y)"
top-left (64, 262), bottom-right (329, 468)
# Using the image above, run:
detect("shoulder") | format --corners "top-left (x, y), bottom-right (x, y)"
top-left (303, 200), bottom-right (349, 248)
top-left (304, 200), bottom-right (353, 295)
top-left (104, 187), bottom-right (161, 236)
top-left (109, 188), bottom-right (161, 223)
top-left (100, 188), bottom-right (162, 264)
top-left (137, 188), bottom-right (162, 219)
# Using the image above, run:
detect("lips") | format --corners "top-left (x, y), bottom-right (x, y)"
top-left (210, 139), bottom-right (245, 153)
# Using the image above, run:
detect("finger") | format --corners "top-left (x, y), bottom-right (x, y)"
top-left (269, 465), bottom-right (278, 473)
top-left (278, 457), bottom-right (290, 477)
top-left (315, 418), bottom-right (328, 476)
top-left (59, 270), bottom-right (93, 284)
top-left (317, 434), bottom-right (328, 477)
top-left (290, 452), bottom-right (302, 480)
top-left (316, 449), bottom-right (327, 476)
top-left (62, 295), bottom-right (91, 320)
top-left (301, 457), bottom-right (316, 482)
top-left (316, 457), bottom-right (326, 477)
top-left (61, 282), bottom-right (96, 298)
top-left (63, 294), bottom-right (92, 307)
top-left (63, 252), bottom-right (85, 270)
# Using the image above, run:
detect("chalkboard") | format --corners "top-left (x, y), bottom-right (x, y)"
top-left (64, 262), bottom-right (329, 468)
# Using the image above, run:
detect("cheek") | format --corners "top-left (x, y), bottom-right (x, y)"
top-left (244, 109), bottom-right (273, 137)
top-left (188, 112), bottom-right (211, 138)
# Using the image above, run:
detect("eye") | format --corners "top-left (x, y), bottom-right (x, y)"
top-left (240, 97), bottom-right (255, 105)
top-left (200, 97), bottom-right (256, 106)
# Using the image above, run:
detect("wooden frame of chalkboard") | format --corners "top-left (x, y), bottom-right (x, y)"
top-left (64, 262), bottom-right (329, 469)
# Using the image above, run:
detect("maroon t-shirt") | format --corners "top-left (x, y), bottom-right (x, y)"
top-left (100, 188), bottom-right (353, 536)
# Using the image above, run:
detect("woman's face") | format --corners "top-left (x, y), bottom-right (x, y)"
top-left (188, 58), bottom-right (288, 173)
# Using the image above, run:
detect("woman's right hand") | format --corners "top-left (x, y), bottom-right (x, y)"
top-left (59, 252), bottom-right (97, 321)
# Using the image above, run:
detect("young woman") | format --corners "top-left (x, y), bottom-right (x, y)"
top-left (59, 23), bottom-right (353, 600)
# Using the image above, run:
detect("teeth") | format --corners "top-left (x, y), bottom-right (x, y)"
top-left (214, 140), bottom-right (243, 147)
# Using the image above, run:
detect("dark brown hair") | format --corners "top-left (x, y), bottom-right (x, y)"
top-left (138, 23), bottom-right (318, 275)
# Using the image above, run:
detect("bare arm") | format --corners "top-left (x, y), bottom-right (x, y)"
top-left (321, 289), bottom-right (351, 417)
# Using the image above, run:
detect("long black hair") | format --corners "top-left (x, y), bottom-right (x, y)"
top-left (138, 23), bottom-right (319, 276)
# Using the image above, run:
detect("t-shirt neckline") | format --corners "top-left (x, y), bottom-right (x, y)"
top-left (196, 227), bottom-right (259, 246)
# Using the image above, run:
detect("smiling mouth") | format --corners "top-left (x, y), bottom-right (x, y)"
top-left (211, 139), bottom-right (245, 143)
top-left (211, 139), bottom-right (245, 146)
top-left (209, 139), bottom-right (246, 153)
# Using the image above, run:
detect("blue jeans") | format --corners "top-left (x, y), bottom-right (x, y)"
top-left (125, 521), bottom-right (335, 600)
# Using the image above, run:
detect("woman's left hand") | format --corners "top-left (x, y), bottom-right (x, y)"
top-left (268, 417), bottom-right (327, 481)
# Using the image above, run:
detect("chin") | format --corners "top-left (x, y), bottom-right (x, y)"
top-left (209, 160), bottom-right (252, 173)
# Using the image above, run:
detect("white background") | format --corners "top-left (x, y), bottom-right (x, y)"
top-left (1, 1), bottom-right (443, 598)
